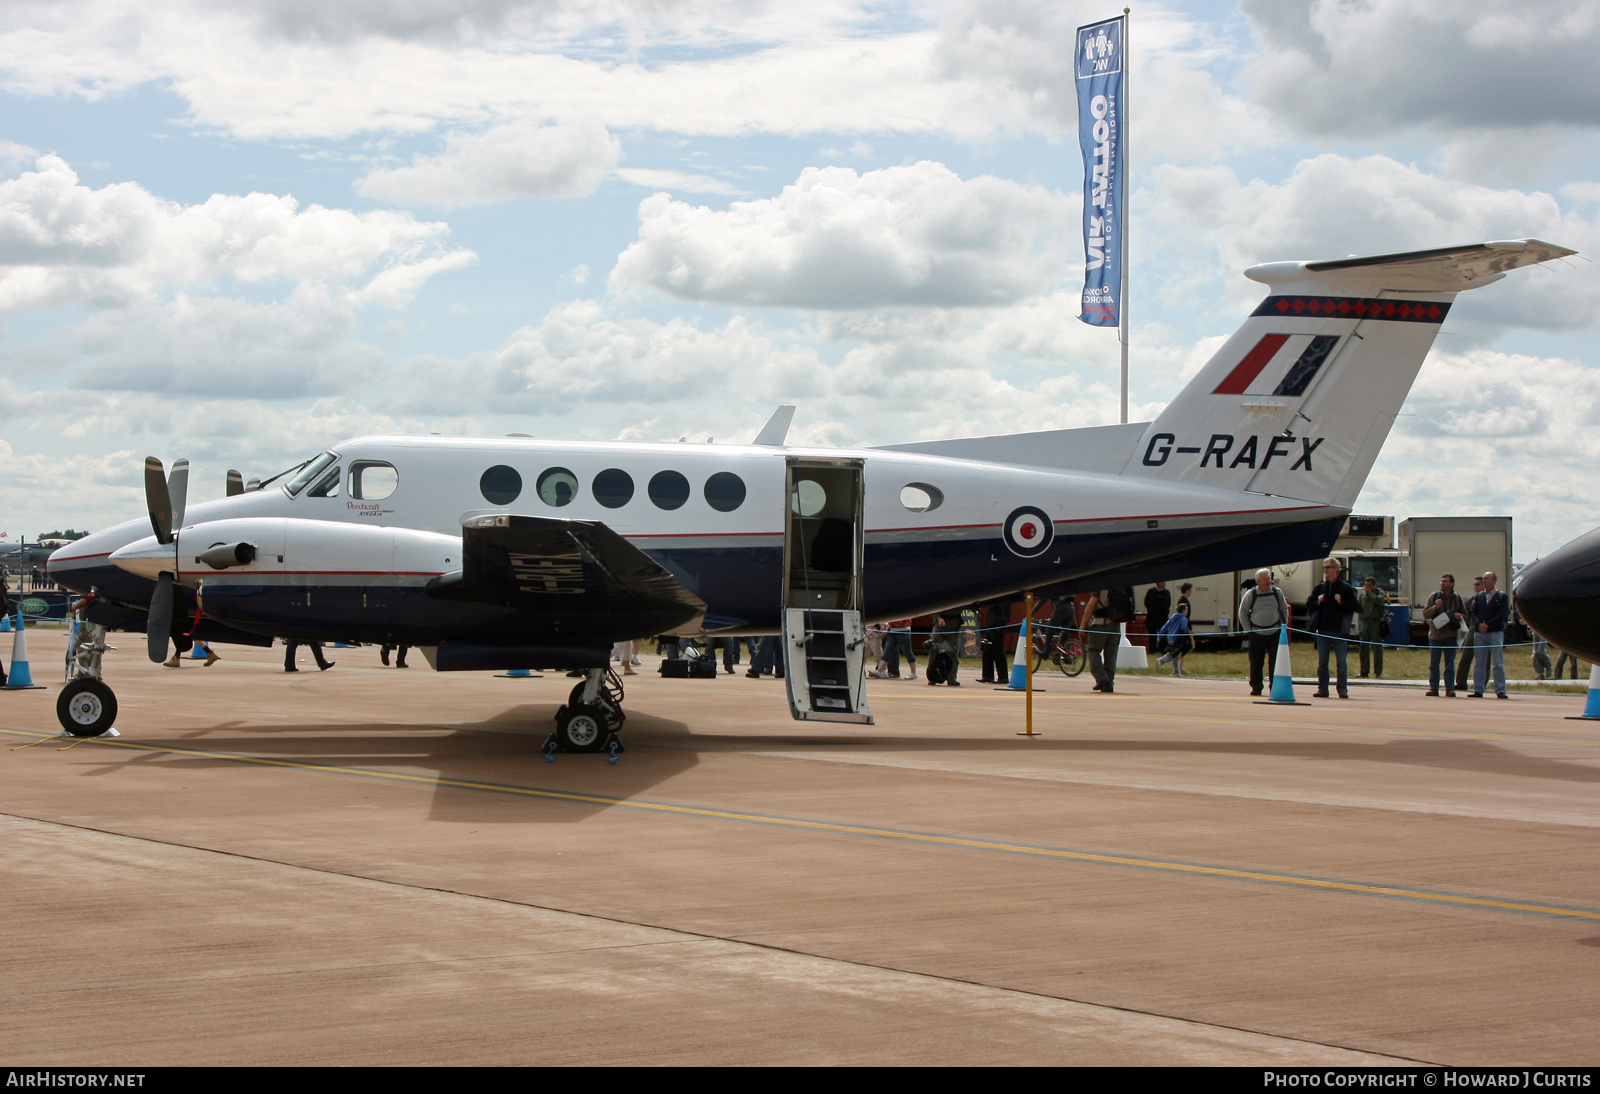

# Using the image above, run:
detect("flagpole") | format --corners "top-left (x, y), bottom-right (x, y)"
top-left (1119, 6), bottom-right (1130, 425)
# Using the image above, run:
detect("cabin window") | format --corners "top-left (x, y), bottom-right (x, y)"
top-left (537, 467), bottom-right (579, 507)
top-left (704, 472), bottom-right (746, 513)
top-left (791, 479), bottom-right (826, 517)
top-left (480, 465), bottom-right (522, 505)
top-left (899, 483), bottom-right (944, 513)
top-left (286, 452), bottom-right (338, 496)
top-left (648, 470), bottom-right (690, 510)
top-left (348, 461), bottom-right (398, 501)
top-left (306, 465), bottom-right (342, 498)
top-left (593, 468), bottom-right (633, 508)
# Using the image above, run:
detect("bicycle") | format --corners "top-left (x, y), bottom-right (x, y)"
top-left (1032, 625), bottom-right (1087, 677)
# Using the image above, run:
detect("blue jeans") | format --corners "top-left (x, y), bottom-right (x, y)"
top-left (749, 635), bottom-right (781, 675)
top-left (1315, 634), bottom-right (1349, 695)
top-left (1428, 638), bottom-right (1457, 691)
top-left (1473, 630), bottom-right (1506, 695)
top-left (884, 632), bottom-right (916, 675)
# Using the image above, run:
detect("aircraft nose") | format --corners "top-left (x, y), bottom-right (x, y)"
top-left (1514, 526), bottom-right (1600, 663)
top-left (110, 536), bottom-right (176, 582)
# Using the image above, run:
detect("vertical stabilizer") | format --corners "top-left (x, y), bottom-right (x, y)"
top-left (1122, 240), bottom-right (1573, 508)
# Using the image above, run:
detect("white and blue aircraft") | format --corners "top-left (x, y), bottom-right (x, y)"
top-left (49, 239), bottom-right (1573, 747)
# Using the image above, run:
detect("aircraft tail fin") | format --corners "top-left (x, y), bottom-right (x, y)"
top-left (1120, 239), bottom-right (1574, 508)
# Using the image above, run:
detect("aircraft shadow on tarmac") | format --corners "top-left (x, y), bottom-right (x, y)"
top-left (64, 712), bottom-right (1600, 827)
top-left (70, 704), bottom-right (702, 823)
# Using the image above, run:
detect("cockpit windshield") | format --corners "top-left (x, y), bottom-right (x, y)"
top-left (285, 452), bottom-right (339, 497)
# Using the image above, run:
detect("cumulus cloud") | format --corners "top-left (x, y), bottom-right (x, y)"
top-left (356, 117), bottom-right (619, 206)
top-left (1148, 153), bottom-right (1600, 332)
top-left (0, 2), bottom-right (1017, 142)
top-left (69, 294), bottom-right (390, 399)
top-left (1361, 347), bottom-right (1600, 555)
top-left (936, 0), bottom-right (1273, 161)
top-left (1243, 0), bottom-right (1600, 139)
top-left (616, 168), bottom-right (745, 196)
top-left (0, 154), bottom-right (476, 311)
top-left (611, 162), bottom-right (1072, 308)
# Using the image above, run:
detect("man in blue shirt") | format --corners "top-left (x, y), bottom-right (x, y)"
top-left (1470, 570), bottom-right (1510, 699)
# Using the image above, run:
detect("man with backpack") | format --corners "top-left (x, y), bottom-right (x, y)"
top-left (1238, 568), bottom-right (1290, 697)
top-left (1079, 585), bottom-right (1134, 694)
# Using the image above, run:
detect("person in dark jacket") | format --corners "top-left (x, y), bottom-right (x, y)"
top-left (1470, 571), bottom-right (1510, 699)
top-left (978, 601), bottom-right (1012, 683)
top-left (1143, 582), bottom-right (1171, 652)
top-left (0, 572), bottom-right (10, 686)
top-left (1306, 558), bottom-right (1358, 698)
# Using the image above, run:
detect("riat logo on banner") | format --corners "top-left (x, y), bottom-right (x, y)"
top-left (1076, 15), bottom-right (1124, 328)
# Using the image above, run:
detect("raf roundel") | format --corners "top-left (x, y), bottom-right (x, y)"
top-left (1002, 505), bottom-right (1055, 558)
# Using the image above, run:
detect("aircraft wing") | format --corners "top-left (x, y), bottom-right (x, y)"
top-left (427, 513), bottom-right (706, 631)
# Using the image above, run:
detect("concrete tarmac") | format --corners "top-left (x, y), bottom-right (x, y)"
top-left (3, 634), bottom-right (1598, 1065)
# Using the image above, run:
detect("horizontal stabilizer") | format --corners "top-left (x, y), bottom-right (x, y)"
top-left (1247, 238), bottom-right (1576, 292)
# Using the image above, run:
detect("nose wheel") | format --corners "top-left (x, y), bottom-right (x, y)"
top-left (57, 678), bottom-right (118, 737)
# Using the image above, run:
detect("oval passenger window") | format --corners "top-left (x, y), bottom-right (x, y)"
top-left (593, 468), bottom-right (633, 508)
top-left (480, 465), bottom-right (522, 506)
top-left (649, 470), bottom-right (691, 510)
top-left (791, 480), bottom-right (826, 517)
top-left (704, 472), bottom-right (746, 513)
top-left (899, 483), bottom-right (944, 513)
top-left (537, 467), bottom-right (579, 507)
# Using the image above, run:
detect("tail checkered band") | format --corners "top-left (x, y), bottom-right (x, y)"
top-left (1250, 296), bottom-right (1451, 323)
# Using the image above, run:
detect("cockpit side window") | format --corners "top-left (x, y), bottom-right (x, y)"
top-left (306, 465), bottom-right (342, 498)
top-left (286, 452), bottom-right (338, 497)
top-left (349, 461), bottom-right (398, 501)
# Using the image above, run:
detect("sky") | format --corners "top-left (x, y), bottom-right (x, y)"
top-left (1, 0), bottom-right (1597, 560)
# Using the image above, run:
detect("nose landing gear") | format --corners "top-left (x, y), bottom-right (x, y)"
top-left (57, 616), bottom-right (118, 738)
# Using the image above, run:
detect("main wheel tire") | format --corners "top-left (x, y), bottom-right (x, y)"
top-left (556, 704), bottom-right (608, 753)
top-left (57, 678), bottom-right (117, 737)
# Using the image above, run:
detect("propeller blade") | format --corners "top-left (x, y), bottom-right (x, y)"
top-left (167, 458), bottom-right (189, 532)
top-left (226, 469), bottom-right (244, 497)
top-left (145, 457), bottom-right (173, 545)
top-left (147, 572), bottom-right (173, 663)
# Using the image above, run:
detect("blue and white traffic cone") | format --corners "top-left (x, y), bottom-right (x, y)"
top-left (0, 614), bottom-right (9, 631)
top-left (1571, 664), bottom-right (1600, 720)
top-left (5, 609), bottom-right (36, 688)
top-left (1266, 623), bottom-right (1298, 703)
top-left (1006, 617), bottom-right (1030, 689)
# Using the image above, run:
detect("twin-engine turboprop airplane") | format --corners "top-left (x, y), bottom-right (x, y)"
top-left (49, 239), bottom-right (1574, 747)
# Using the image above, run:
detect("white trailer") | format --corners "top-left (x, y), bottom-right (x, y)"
top-left (1398, 517), bottom-right (1513, 628)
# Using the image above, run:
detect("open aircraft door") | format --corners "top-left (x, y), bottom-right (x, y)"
top-left (782, 458), bottom-right (872, 724)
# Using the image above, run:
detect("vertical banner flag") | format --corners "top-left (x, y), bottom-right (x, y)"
top-left (1076, 15), bottom-right (1125, 327)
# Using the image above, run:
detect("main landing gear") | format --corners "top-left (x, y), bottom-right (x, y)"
top-left (548, 667), bottom-right (627, 760)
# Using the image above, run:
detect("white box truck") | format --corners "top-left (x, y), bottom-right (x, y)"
top-left (1398, 517), bottom-right (1513, 633)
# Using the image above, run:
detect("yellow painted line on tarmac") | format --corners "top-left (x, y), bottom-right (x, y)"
top-left (5, 725), bottom-right (1600, 924)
